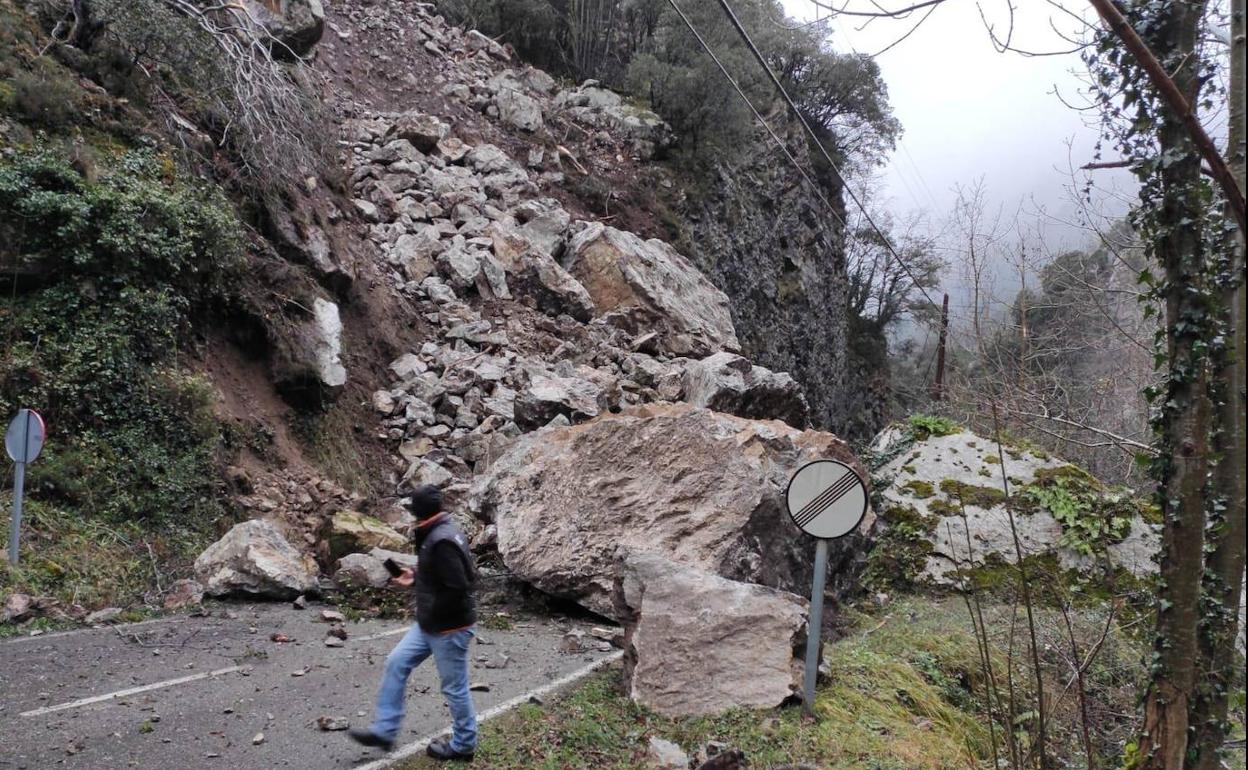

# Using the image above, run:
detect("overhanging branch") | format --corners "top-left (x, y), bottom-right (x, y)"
top-left (1086, 0), bottom-right (1247, 235)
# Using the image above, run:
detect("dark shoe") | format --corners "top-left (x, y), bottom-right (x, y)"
top-left (426, 738), bottom-right (474, 762)
top-left (348, 728), bottom-right (394, 751)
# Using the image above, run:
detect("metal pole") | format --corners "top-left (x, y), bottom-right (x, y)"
top-left (9, 460), bottom-right (24, 565)
top-left (802, 537), bottom-right (829, 717)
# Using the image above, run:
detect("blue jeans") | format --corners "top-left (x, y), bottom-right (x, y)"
top-left (369, 623), bottom-right (478, 752)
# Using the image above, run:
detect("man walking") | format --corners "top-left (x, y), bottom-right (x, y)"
top-left (350, 485), bottom-right (478, 762)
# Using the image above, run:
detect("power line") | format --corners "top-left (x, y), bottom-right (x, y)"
top-left (663, 0), bottom-right (847, 230)
top-left (711, 0), bottom-right (943, 311)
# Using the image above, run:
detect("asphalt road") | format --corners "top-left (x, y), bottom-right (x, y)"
top-left (0, 603), bottom-right (617, 770)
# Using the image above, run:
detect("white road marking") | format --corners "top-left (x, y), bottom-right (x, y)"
top-left (354, 651), bottom-right (624, 770)
top-left (352, 627), bottom-right (410, 643)
top-left (19, 665), bottom-right (246, 717)
top-left (2, 615), bottom-right (186, 645)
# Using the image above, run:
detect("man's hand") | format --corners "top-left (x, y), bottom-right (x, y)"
top-left (391, 567), bottom-right (415, 588)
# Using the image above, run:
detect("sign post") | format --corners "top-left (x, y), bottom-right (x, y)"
top-left (785, 459), bottom-right (868, 718)
top-left (6, 409), bottom-right (46, 566)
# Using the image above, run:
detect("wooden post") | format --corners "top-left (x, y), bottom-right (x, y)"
top-left (931, 293), bottom-right (949, 401)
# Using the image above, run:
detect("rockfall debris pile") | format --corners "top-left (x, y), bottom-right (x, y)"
top-left (192, 1), bottom-right (863, 718)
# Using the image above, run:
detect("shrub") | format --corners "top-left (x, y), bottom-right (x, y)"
top-left (907, 413), bottom-right (962, 439)
top-left (1, 148), bottom-right (242, 529)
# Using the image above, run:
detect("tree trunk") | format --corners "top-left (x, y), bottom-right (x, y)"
top-left (1188, 0), bottom-right (1248, 764)
top-left (1134, 1), bottom-right (1213, 768)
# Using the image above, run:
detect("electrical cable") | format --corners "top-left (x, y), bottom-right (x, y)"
top-left (712, 0), bottom-right (943, 311)
top-left (663, 0), bottom-right (847, 230)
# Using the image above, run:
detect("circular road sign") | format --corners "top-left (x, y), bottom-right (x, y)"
top-left (785, 459), bottom-right (868, 539)
top-left (5, 409), bottom-right (46, 464)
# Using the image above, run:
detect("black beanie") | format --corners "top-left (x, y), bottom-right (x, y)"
top-left (407, 484), bottom-right (443, 520)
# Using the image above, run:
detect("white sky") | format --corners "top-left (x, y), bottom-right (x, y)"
top-left (777, 0), bottom-right (1139, 252)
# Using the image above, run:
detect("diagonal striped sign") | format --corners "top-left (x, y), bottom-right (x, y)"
top-left (785, 459), bottom-right (868, 539)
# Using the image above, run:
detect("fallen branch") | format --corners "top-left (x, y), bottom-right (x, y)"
top-left (556, 144), bottom-right (589, 175)
top-left (996, 404), bottom-right (1155, 455)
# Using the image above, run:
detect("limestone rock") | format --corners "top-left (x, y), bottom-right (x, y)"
top-left (513, 368), bottom-right (603, 430)
top-left (682, 352), bottom-right (809, 428)
top-left (313, 298), bottom-right (348, 389)
top-left (195, 520), bottom-right (319, 599)
top-left (163, 579), bottom-right (204, 610)
top-left (491, 77), bottom-right (543, 132)
top-left (333, 552), bottom-right (390, 589)
top-left (471, 402), bottom-right (868, 616)
top-left (388, 113), bottom-right (449, 152)
top-left (616, 551), bottom-right (806, 717)
top-left (242, 0), bottom-right (324, 57)
top-left (369, 548), bottom-right (418, 572)
top-left (565, 223), bottom-right (739, 357)
top-left (872, 426), bottom-right (1159, 584)
top-left (487, 222), bottom-right (593, 321)
top-left (645, 736), bottom-right (690, 770)
top-left (2, 592), bottom-right (33, 623)
top-left (437, 245), bottom-right (483, 290)
top-left (323, 511), bottom-right (407, 562)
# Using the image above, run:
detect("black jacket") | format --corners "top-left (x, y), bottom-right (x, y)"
top-left (412, 515), bottom-right (477, 633)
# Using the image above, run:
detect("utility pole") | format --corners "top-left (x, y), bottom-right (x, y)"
top-left (931, 293), bottom-right (949, 401)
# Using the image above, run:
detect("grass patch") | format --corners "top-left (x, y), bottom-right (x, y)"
top-left (1, 497), bottom-right (207, 622)
top-left (907, 414), bottom-right (962, 439)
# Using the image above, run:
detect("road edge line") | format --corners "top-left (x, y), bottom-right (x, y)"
top-left (354, 650), bottom-right (624, 770)
top-left (19, 665), bottom-right (246, 717)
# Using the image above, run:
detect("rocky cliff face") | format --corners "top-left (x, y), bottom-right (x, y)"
top-left (677, 147), bottom-right (856, 438)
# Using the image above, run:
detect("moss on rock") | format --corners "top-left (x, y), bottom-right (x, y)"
top-left (938, 480), bottom-right (1007, 509)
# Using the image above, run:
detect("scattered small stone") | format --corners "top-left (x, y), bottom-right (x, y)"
top-left (327, 625), bottom-right (349, 641)
top-left (645, 736), bottom-right (689, 770)
top-left (320, 610), bottom-right (346, 623)
top-left (2, 592), bottom-right (33, 623)
top-left (270, 633), bottom-right (293, 643)
top-left (252, 732), bottom-right (265, 745)
top-left (85, 607), bottom-right (123, 625)
top-left (291, 667), bottom-right (311, 677)
top-left (469, 683), bottom-right (490, 692)
top-left (292, 595), bottom-right (308, 610)
top-left (324, 637), bottom-right (345, 648)
top-left (558, 629), bottom-right (585, 653)
top-left (317, 716), bottom-right (350, 731)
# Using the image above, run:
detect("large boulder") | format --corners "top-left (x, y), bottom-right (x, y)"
top-left (323, 511), bottom-right (407, 562)
top-left (194, 520), bottom-right (319, 599)
top-left (871, 424), bottom-right (1159, 586)
top-left (564, 223), bottom-right (739, 357)
top-left (333, 553), bottom-right (389, 589)
top-left (243, 0), bottom-right (324, 57)
top-left (470, 402), bottom-right (870, 617)
top-left (312, 298), bottom-right (347, 389)
top-left (487, 221), bottom-right (594, 321)
top-left (490, 75), bottom-right (544, 132)
top-left (513, 367), bottom-right (604, 430)
top-left (615, 551), bottom-right (807, 717)
top-left (387, 113), bottom-right (449, 153)
top-left (270, 297), bottom-right (348, 408)
top-left (682, 352), bottom-right (810, 428)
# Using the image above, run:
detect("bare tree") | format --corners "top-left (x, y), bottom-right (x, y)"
top-left (41, 0), bottom-right (330, 195)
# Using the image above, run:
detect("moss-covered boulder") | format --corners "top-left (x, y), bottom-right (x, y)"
top-left (323, 510), bottom-right (407, 562)
top-left (867, 421), bottom-right (1157, 589)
